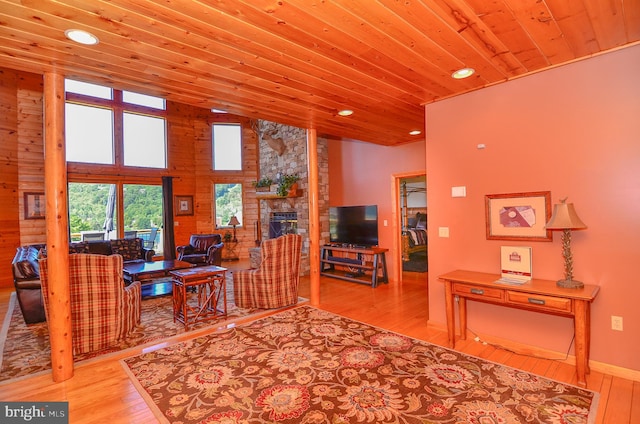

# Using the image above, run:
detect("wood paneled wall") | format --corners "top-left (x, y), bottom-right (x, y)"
top-left (17, 73), bottom-right (45, 245)
top-left (0, 67), bottom-right (259, 288)
top-left (0, 69), bottom-right (21, 289)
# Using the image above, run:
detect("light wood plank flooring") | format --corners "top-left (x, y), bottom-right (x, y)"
top-left (0, 263), bottom-right (637, 423)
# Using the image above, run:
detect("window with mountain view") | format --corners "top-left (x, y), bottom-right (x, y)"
top-left (68, 182), bottom-right (164, 255)
top-left (214, 183), bottom-right (243, 230)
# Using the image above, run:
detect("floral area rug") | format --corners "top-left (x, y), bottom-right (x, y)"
top-left (121, 305), bottom-right (598, 424)
top-left (0, 277), bottom-right (276, 383)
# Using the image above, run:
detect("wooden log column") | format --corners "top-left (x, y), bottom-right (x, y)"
top-left (306, 128), bottom-right (320, 306)
top-left (43, 72), bottom-right (73, 381)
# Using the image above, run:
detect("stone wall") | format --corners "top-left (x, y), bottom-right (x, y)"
top-left (256, 120), bottom-right (329, 275)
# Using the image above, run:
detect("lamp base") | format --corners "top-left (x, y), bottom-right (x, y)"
top-left (556, 279), bottom-right (584, 289)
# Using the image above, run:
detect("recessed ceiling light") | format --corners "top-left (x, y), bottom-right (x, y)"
top-left (65, 29), bottom-right (99, 46)
top-left (409, 130), bottom-right (422, 136)
top-left (451, 67), bottom-right (475, 79)
top-left (338, 109), bottom-right (353, 117)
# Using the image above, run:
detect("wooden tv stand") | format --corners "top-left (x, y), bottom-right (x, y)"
top-left (439, 270), bottom-right (600, 388)
top-left (320, 244), bottom-right (388, 287)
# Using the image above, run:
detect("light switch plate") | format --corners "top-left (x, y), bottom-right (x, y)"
top-left (451, 186), bottom-right (466, 197)
top-left (438, 227), bottom-right (449, 238)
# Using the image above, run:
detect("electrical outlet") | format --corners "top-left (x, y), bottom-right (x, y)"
top-left (611, 315), bottom-right (623, 331)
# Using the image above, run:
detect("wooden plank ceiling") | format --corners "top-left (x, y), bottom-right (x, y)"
top-left (0, 0), bottom-right (638, 145)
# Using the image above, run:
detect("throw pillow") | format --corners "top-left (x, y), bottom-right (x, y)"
top-left (110, 238), bottom-right (141, 261)
top-left (38, 241), bottom-right (90, 258)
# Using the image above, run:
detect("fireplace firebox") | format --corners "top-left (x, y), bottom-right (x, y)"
top-left (269, 212), bottom-right (297, 238)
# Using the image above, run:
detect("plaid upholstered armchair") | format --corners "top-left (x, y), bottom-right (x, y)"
top-left (233, 234), bottom-right (302, 309)
top-left (39, 254), bottom-right (141, 355)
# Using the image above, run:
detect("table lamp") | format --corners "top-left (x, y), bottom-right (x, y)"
top-left (545, 198), bottom-right (587, 288)
top-left (228, 215), bottom-right (241, 242)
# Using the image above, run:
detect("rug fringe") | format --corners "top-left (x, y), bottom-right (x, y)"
top-left (0, 292), bottom-right (17, 369)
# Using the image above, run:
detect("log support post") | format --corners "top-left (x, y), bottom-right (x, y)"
top-left (306, 128), bottom-right (320, 306)
top-left (43, 72), bottom-right (73, 381)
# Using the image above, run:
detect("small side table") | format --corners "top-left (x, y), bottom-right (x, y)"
top-left (223, 241), bottom-right (239, 261)
top-left (170, 265), bottom-right (227, 330)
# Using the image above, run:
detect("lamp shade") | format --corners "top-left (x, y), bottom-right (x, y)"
top-left (228, 215), bottom-right (241, 226)
top-left (545, 202), bottom-right (587, 230)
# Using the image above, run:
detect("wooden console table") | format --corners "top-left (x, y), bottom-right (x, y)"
top-left (439, 270), bottom-right (600, 388)
top-left (320, 244), bottom-right (388, 287)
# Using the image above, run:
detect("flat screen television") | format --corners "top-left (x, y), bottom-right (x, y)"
top-left (329, 205), bottom-right (378, 247)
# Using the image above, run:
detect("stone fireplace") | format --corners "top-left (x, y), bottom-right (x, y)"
top-left (253, 120), bottom-right (330, 275)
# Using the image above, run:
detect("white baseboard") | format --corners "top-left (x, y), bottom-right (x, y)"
top-left (427, 320), bottom-right (640, 383)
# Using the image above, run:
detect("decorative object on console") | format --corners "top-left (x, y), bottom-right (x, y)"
top-left (545, 198), bottom-right (588, 288)
top-left (227, 215), bottom-right (241, 242)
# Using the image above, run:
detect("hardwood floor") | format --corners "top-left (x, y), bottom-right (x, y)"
top-left (0, 264), bottom-right (638, 423)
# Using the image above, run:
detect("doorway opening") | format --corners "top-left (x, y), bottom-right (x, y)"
top-left (393, 173), bottom-right (427, 283)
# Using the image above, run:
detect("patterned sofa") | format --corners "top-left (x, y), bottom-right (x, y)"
top-left (11, 238), bottom-right (154, 324)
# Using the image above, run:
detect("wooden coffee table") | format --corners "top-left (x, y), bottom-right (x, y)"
top-left (123, 260), bottom-right (194, 298)
top-left (170, 265), bottom-right (227, 329)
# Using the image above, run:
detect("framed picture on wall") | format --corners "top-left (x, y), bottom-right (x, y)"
top-left (485, 191), bottom-right (552, 241)
top-left (175, 195), bottom-right (194, 216)
top-left (24, 192), bottom-right (46, 220)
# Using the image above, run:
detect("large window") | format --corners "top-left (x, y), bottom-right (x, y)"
top-left (65, 79), bottom-right (112, 99)
top-left (65, 104), bottom-right (114, 164)
top-left (123, 113), bottom-right (166, 168)
top-left (65, 79), bottom-right (167, 168)
top-left (123, 91), bottom-right (165, 109)
top-left (68, 182), bottom-right (164, 255)
top-left (214, 183), bottom-right (243, 229)
top-left (212, 124), bottom-right (242, 170)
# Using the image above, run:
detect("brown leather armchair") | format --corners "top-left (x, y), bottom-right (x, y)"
top-left (176, 234), bottom-right (224, 266)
